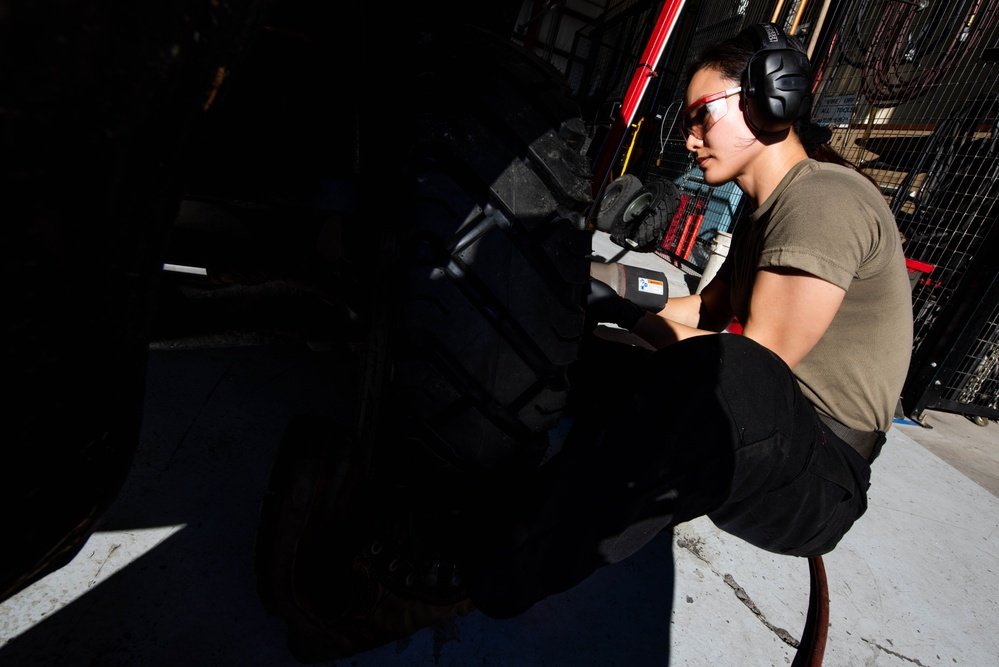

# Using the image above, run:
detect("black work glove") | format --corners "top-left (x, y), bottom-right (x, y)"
top-left (585, 278), bottom-right (645, 332)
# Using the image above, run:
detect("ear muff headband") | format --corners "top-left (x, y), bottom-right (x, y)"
top-left (741, 23), bottom-right (812, 133)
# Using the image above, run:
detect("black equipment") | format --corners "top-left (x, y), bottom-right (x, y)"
top-left (740, 23), bottom-right (812, 133)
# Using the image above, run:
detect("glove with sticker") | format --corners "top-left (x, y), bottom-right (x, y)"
top-left (585, 278), bottom-right (646, 331)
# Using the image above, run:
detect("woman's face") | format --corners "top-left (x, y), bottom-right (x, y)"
top-left (683, 67), bottom-right (761, 187)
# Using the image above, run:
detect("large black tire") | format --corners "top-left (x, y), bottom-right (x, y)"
top-left (609, 179), bottom-right (681, 252)
top-left (363, 28), bottom-right (594, 498)
top-left (1, 0), bottom-right (276, 604)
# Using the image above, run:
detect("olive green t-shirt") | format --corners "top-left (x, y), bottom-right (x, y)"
top-left (718, 159), bottom-right (914, 432)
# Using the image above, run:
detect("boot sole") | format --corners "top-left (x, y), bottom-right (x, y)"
top-left (254, 414), bottom-right (363, 660)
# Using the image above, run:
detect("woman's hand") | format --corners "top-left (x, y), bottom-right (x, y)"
top-left (585, 278), bottom-right (646, 331)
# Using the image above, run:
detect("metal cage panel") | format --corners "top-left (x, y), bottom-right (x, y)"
top-left (563, 0), bottom-right (999, 421)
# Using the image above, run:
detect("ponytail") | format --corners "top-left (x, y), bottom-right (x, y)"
top-left (796, 120), bottom-right (881, 190)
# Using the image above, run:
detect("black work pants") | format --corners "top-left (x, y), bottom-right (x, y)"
top-left (466, 333), bottom-right (873, 619)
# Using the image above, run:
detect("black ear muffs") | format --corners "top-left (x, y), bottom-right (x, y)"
top-left (740, 23), bottom-right (812, 134)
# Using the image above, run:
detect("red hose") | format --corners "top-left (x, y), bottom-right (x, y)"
top-left (791, 555), bottom-right (830, 667)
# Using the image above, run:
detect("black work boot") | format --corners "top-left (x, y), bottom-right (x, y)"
top-left (255, 415), bottom-right (474, 662)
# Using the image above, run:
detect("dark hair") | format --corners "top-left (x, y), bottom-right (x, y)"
top-left (684, 28), bottom-right (879, 187)
top-left (683, 29), bottom-right (764, 91)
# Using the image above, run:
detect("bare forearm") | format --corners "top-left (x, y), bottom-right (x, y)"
top-left (631, 311), bottom-right (715, 349)
top-left (658, 294), bottom-right (704, 328)
top-left (630, 285), bottom-right (734, 349)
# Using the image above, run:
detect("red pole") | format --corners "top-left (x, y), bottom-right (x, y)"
top-left (589, 0), bottom-right (688, 210)
top-left (662, 193), bottom-right (690, 252)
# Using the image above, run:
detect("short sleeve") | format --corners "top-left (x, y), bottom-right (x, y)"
top-left (757, 169), bottom-right (882, 291)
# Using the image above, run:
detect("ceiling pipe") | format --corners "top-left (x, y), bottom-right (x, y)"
top-left (807, 0), bottom-right (834, 57)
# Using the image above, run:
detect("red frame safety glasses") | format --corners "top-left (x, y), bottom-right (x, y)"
top-left (678, 86), bottom-right (742, 140)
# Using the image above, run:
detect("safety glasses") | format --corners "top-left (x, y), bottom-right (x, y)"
top-left (678, 87), bottom-right (742, 140)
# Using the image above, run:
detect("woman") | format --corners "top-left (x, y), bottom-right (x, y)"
top-left (465, 23), bottom-right (914, 619)
top-left (269, 24), bottom-right (915, 658)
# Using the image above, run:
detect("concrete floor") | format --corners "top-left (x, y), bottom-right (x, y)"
top-left (1, 232), bottom-right (997, 666)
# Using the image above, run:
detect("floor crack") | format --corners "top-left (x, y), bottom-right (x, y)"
top-left (676, 535), bottom-right (710, 564)
top-left (676, 534), bottom-right (799, 649)
top-left (723, 574), bottom-right (799, 648)
top-left (88, 543), bottom-right (121, 589)
top-left (862, 638), bottom-right (929, 666)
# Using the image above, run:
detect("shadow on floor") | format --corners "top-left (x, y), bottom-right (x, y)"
top-left (0, 344), bottom-right (676, 667)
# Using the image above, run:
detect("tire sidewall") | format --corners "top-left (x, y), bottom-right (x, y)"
top-left (609, 179), bottom-right (678, 249)
top-left (595, 174), bottom-right (642, 232)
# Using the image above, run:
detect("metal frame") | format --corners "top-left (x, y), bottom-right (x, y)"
top-left (901, 209), bottom-right (999, 424)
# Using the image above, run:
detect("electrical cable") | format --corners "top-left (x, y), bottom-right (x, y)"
top-left (838, 0), bottom-right (874, 69)
top-left (809, 0), bottom-right (867, 95)
top-left (860, 0), bottom-right (997, 107)
top-left (658, 100), bottom-right (684, 165)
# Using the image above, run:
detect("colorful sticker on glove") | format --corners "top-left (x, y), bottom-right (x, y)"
top-left (638, 277), bottom-right (664, 295)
